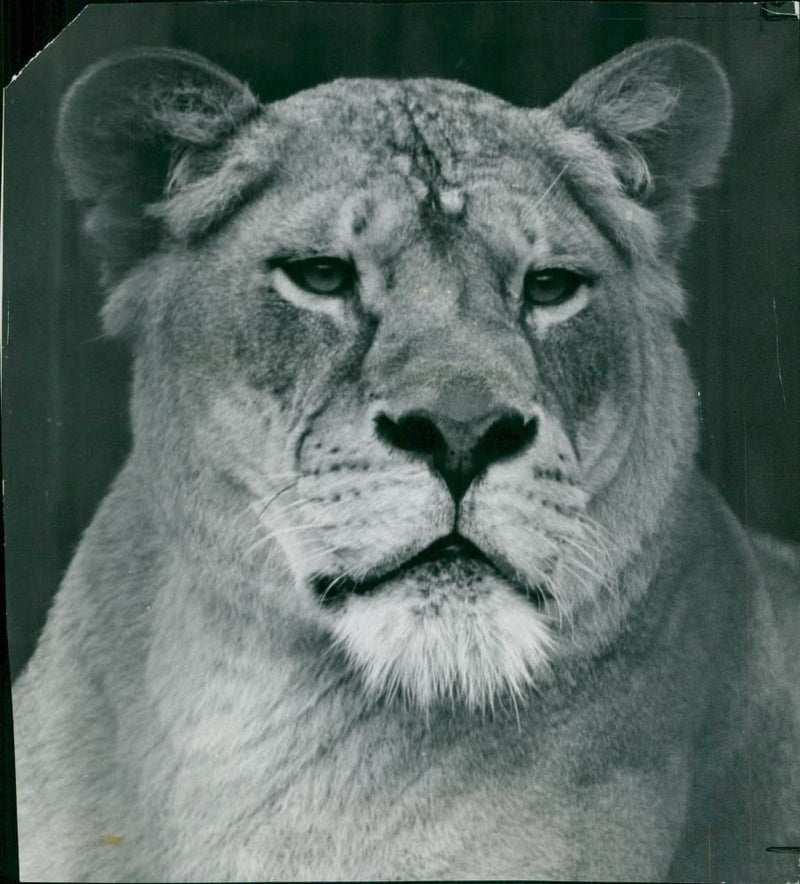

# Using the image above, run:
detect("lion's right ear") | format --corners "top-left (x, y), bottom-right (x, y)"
top-left (57, 48), bottom-right (259, 286)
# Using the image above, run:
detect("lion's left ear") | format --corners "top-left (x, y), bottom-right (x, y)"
top-left (550, 39), bottom-right (732, 247)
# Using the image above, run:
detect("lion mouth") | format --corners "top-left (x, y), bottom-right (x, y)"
top-left (312, 533), bottom-right (551, 607)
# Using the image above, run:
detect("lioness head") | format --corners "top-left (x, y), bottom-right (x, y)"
top-left (59, 40), bottom-right (730, 710)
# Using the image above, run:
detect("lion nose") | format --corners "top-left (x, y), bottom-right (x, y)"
top-left (375, 407), bottom-right (538, 501)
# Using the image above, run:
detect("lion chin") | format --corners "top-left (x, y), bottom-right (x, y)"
top-left (317, 536), bottom-right (558, 710)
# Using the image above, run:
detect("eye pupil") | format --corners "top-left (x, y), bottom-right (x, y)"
top-left (523, 269), bottom-right (583, 307)
top-left (283, 257), bottom-right (353, 296)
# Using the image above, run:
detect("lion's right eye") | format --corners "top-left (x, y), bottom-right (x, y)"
top-left (281, 257), bottom-right (355, 297)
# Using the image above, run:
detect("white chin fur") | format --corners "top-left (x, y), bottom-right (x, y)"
top-left (331, 576), bottom-right (556, 711)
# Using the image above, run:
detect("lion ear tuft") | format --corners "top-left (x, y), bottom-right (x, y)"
top-left (57, 48), bottom-right (260, 286)
top-left (551, 39), bottom-right (732, 248)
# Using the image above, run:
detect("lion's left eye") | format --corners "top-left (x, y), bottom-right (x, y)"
top-left (281, 257), bottom-right (355, 296)
top-left (523, 269), bottom-right (585, 307)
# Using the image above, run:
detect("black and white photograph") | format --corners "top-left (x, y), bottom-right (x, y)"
top-left (2, 2), bottom-right (799, 881)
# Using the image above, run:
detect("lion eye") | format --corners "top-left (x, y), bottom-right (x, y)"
top-left (282, 257), bottom-right (354, 296)
top-left (523, 269), bottom-right (584, 307)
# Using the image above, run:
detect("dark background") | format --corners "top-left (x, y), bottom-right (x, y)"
top-left (2, 1), bottom-right (799, 878)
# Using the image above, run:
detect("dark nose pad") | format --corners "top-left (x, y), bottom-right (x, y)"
top-left (375, 409), bottom-right (538, 501)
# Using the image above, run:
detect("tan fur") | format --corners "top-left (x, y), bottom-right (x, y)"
top-left (13, 40), bottom-right (799, 881)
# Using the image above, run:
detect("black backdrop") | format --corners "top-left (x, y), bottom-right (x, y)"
top-left (2, 3), bottom-right (799, 865)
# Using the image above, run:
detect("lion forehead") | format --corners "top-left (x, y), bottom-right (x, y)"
top-left (159, 76), bottom-right (597, 255)
top-left (269, 78), bottom-right (543, 191)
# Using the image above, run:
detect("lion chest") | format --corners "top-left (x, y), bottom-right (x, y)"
top-left (152, 738), bottom-right (689, 881)
top-left (135, 643), bottom-right (691, 881)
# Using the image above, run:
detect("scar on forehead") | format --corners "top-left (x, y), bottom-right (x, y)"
top-left (520, 161), bottom-right (571, 243)
top-left (348, 182), bottom-right (465, 238)
top-left (438, 188), bottom-right (466, 218)
top-left (350, 196), bottom-right (376, 236)
top-left (393, 154), bottom-right (413, 176)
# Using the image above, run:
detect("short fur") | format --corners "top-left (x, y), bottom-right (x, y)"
top-left (13, 40), bottom-right (799, 882)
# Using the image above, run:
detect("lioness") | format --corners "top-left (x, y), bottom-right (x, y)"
top-left (12, 38), bottom-right (799, 882)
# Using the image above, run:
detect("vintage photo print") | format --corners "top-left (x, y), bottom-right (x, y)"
top-left (3, 2), bottom-right (798, 881)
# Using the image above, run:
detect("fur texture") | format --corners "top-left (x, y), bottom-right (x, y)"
top-left (13, 40), bottom-right (799, 882)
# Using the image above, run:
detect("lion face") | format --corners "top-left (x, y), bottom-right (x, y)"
top-left (60, 42), bottom-right (731, 709)
top-left (137, 81), bottom-right (660, 709)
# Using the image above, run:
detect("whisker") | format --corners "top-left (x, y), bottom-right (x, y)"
top-left (530, 160), bottom-right (569, 212)
top-left (243, 523), bottom-right (333, 559)
top-left (297, 546), bottom-right (342, 572)
top-left (254, 480), bottom-right (300, 520)
top-left (316, 572), bottom-right (352, 605)
top-left (263, 522), bottom-right (334, 537)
